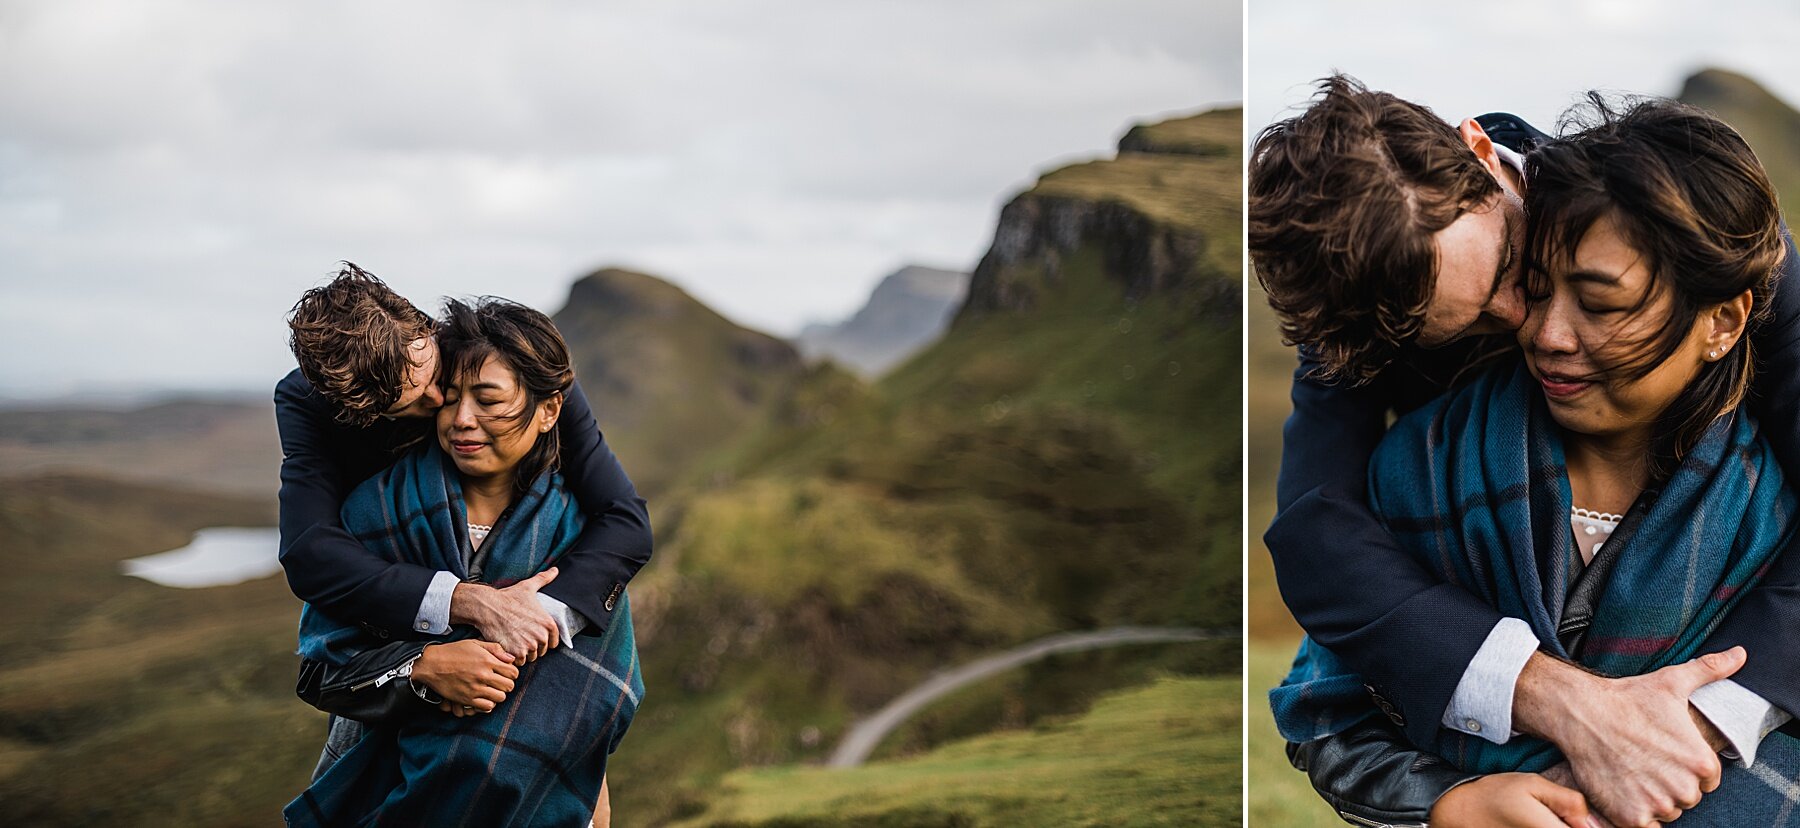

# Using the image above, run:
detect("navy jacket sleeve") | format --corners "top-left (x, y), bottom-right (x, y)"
top-left (276, 372), bottom-right (439, 634)
top-left (535, 379), bottom-right (653, 632)
top-left (1267, 349), bottom-right (1506, 749)
top-left (1700, 226), bottom-right (1800, 716)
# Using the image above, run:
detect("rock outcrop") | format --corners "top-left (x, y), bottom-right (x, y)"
top-left (955, 107), bottom-right (1242, 327)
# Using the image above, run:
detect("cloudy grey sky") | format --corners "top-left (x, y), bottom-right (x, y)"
top-left (1251, 0), bottom-right (1800, 141)
top-left (0, 0), bottom-right (1241, 400)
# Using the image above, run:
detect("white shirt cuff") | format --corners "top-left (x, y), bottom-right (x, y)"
top-left (1441, 616), bottom-right (1539, 745)
top-left (1690, 679), bottom-right (1792, 767)
top-left (535, 593), bottom-right (587, 646)
top-left (414, 570), bottom-right (460, 634)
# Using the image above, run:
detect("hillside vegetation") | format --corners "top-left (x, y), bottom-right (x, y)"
top-left (0, 476), bottom-right (315, 826)
top-left (676, 675), bottom-right (1241, 828)
top-left (1679, 68), bottom-right (1800, 216)
top-left (0, 106), bottom-right (1244, 827)
top-left (609, 107), bottom-right (1243, 824)
top-left (553, 267), bottom-right (807, 496)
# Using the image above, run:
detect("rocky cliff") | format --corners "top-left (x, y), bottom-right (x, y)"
top-left (956, 106), bottom-right (1242, 325)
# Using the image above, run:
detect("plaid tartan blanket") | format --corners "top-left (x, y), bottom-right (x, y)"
top-left (1271, 359), bottom-right (1794, 774)
top-left (285, 446), bottom-right (644, 827)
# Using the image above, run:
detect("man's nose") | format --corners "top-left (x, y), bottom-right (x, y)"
top-left (1489, 283), bottom-right (1528, 331)
top-left (422, 383), bottom-right (445, 409)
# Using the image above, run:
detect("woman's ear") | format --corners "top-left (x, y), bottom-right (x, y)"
top-left (538, 391), bottom-right (564, 433)
top-left (1705, 289), bottom-right (1754, 361)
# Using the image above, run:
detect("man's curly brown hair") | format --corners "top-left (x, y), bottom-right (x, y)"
top-left (1249, 74), bottom-right (1500, 384)
top-left (287, 263), bottom-right (436, 426)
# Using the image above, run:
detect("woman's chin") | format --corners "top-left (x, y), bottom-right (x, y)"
top-left (450, 456), bottom-right (496, 478)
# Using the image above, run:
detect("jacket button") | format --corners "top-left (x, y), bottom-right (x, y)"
top-left (1364, 684), bottom-right (1404, 727)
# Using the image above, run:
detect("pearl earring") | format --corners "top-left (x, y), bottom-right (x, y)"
top-left (1709, 350), bottom-right (1720, 360)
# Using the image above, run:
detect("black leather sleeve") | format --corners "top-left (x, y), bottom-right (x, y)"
top-left (296, 640), bottom-right (435, 725)
top-left (1287, 717), bottom-right (1480, 827)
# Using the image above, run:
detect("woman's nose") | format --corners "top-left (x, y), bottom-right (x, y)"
top-left (451, 398), bottom-right (478, 428)
top-left (1531, 296), bottom-right (1580, 353)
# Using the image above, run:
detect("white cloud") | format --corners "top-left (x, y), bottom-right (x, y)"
top-left (1250, 0), bottom-right (1800, 140)
top-left (0, 0), bottom-right (1240, 397)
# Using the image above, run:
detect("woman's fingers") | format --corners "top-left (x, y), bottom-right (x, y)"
top-left (493, 657), bottom-right (521, 680)
top-left (1528, 775), bottom-right (1597, 828)
top-left (480, 640), bottom-right (517, 663)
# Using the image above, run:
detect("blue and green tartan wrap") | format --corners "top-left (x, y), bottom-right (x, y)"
top-left (285, 446), bottom-right (644, 827)
top-left (1270, 359), bottom-right (1794, 774)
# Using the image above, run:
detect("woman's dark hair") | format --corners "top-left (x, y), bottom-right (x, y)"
top-left (435, 297), bottom-right (575, 498)
top-left (1524, 95), bottom-right (1786, 480)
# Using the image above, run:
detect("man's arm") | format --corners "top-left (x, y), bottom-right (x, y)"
top-left (534, 379), bottom-right (653, 633)
top-left (1267, 348), bottom-right (1509, 749)
top-left (276, 373), bottom-right (440, 635)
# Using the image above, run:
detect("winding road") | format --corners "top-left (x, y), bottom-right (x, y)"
top-left (827, 625), bottom-right (1236, 768)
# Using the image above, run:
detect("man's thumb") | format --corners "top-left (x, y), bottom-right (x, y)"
top-left (522, 567), bottom-right (559, 589)
top-left (1669, 645), bottom-right (1747, 691)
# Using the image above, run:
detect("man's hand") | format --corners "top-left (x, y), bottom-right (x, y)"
top-left (448, 568), bottom-right (562, 663)
top-left (1430, 772), bottom-right (1597, 828)
top-left (412, 640), bottom-right (519, 713)
top-left (1513, 647), bottom-right (1746, 828)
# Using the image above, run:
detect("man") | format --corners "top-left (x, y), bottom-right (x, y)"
top-left (1251, 75), bottom-right (1800, 827)
top-left (277, 263), bottom-right (651, 694)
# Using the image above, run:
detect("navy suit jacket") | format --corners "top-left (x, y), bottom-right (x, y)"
top-left (1267, 113), bottom-right (1800, 749)
top-left (275, 368), bottom-right (652, 635)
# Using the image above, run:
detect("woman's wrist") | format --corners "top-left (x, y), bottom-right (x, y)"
top-left (409, 644), bottom-right (447, 703)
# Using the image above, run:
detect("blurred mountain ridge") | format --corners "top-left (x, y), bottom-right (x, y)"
top-left (1677, 67), bottom-right (1800, 216)
top-left (797, 265), bottom-right (970, 378)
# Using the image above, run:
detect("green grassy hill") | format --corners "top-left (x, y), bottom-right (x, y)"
top-left (0, 106), bottom-right (1242, 828)
top-left (1679, 68), bottom-right (1800, 216)
top-left (0, 476), bottom-right (317, 826)
top-left (609, 107), bottom-right (1243, 824)
top-left (674, 675), bottom-right (1241, 828)
top-left (553, 267), bottom-right (808, 496)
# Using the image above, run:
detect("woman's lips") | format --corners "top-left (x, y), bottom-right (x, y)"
top-left (1538, 372), bottom-right (1594, 399)
top-left (451, 440), bottom-right (487, 455)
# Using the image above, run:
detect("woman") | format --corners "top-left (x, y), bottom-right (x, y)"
top-left (286, 298), bottom-right (643, 827)
top-left (1272, 98), bottom-right (1795, 826)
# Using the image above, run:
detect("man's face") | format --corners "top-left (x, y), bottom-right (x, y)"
top-left (1416, 186), bottom-right (1528, 347)
top-left (381, 336), bottom-right (444, 419)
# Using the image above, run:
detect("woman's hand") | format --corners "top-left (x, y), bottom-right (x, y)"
top-left (1430, 772), bottom-right (1599, 828)
top-left (411, 640), bottom-right (519, 714)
